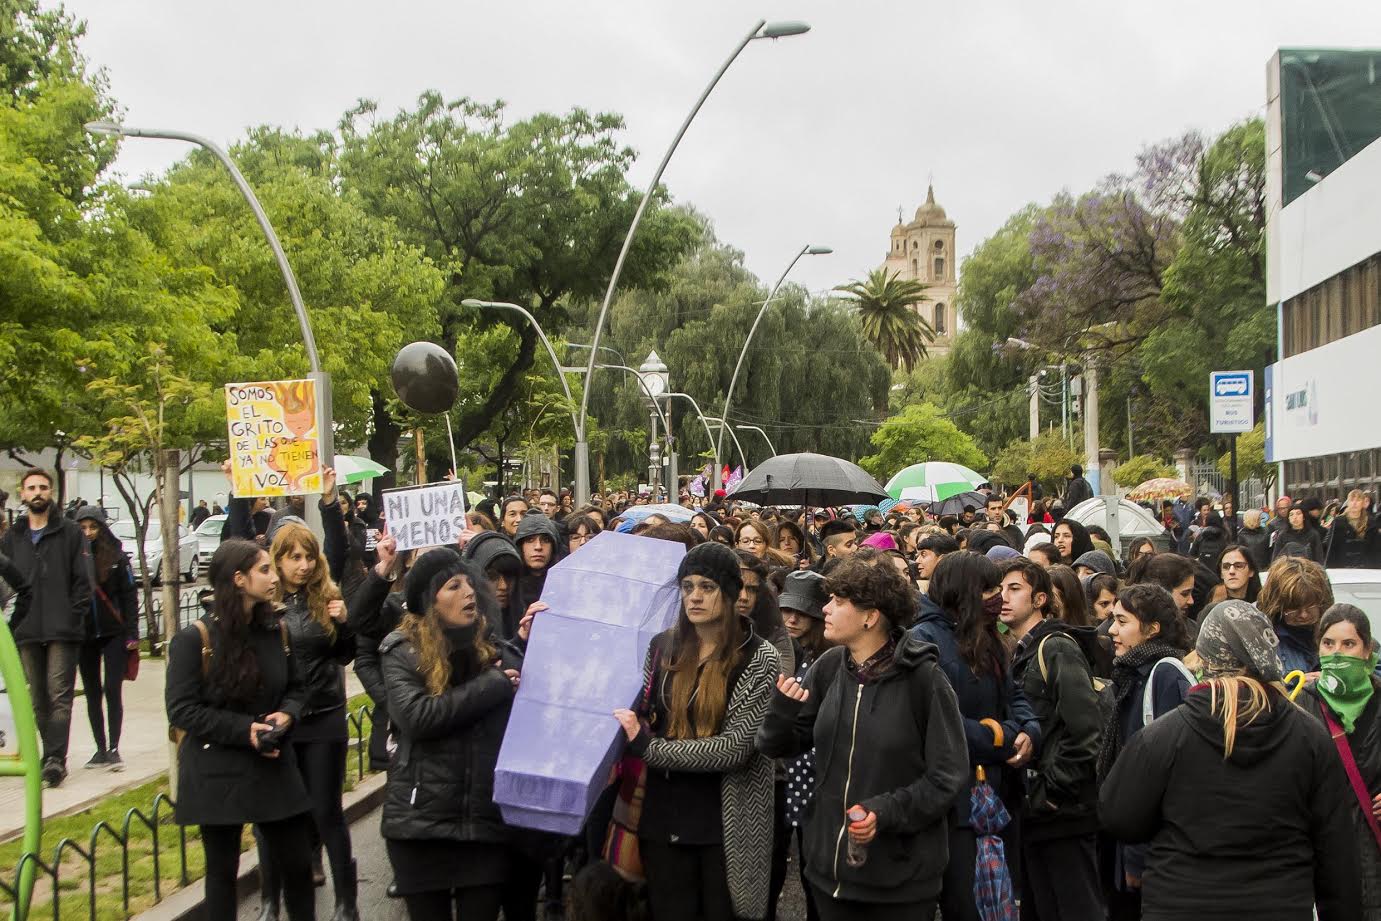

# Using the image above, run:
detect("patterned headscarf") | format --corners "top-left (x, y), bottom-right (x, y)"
top-left (1195, 600), bottom-right (1284, 683)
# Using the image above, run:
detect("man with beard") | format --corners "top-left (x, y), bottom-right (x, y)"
top-left (0, 468), bottom-right (92, 787)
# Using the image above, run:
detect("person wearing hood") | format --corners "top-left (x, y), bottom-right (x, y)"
top-left (463, 531), bottom-right (525, 641)
top-left (1097, 583), bottom-right (1193, 919)
top-left (512, 510), bottom-right (561, 617)
top-left (1002, 557), bottom-right (1105, 920)
top-left (380, 551), bottom-right (524, 921)
top-left (1051, 519), bottom-right (1095, 566)
top-left (1274, 505), bottom-right (1325, 563)
top-left (73, 506), bottom-right (139, 770)
top-left (910, 551), bottom-right (1038, 921)
top-left (612, 542), bottom-right (779, 921)
top-left (1258, 556), bottom-right (1334, 676)
top-left (1303, 603), bottom-right (1381, 920)
top-left (757, 556), bottom-right (968, 920)
top-left (1072, 550), bottom-right (1116, 581)
top-left (1100, 600), bottom-right (1361, 921)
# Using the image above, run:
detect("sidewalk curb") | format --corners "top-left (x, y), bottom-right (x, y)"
top-left (0, 767), bottom-right (168, 844)
top-left (130, 771), bottom-right (387, 921)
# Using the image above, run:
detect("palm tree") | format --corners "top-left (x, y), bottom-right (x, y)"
top-left (834, 268), bottom-right (936, 371)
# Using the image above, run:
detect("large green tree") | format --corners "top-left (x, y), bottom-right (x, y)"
top-left (859, 403), bottom-right (987, 483)
top-left (834, 269), bottom-right (936, 371)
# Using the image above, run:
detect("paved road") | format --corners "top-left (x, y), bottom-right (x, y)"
top-left (239, 803), bottom-right (812, 920)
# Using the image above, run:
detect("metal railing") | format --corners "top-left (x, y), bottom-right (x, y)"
top-left (135, 588), bottom-right (204, 643)
top-left (0, 705), bottom-right (378, 920)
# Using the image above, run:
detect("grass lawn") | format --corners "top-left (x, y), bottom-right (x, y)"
top-left (0, 695), bottom-right (376, 921)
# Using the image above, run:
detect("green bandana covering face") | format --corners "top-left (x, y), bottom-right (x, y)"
top-left (1317, 653), bottom-right (1378, 733)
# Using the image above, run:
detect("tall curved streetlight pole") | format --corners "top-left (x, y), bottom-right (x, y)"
top-left (462, 299), bottom-right (580, 436)
top-left (736, 424), bottom-right (778, 458)
top-left (705, 416), bottom-right (749, 471)
top-left (573, 18), bottom-right (812, 505)
top-left (664, 393), bottom-right (719, 465)
top-left (714, 243), bottom-right (831, 489)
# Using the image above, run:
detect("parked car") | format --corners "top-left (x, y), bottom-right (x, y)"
top-left (111, 518), bottom-right (200, 584)
top-left (194, 514), bottom-right (227, 566)
top-left (1327, 568), bottom-right (1381, 634)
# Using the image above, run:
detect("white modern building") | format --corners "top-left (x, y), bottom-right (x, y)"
top-left (1265, 48), bottom-right (1381, 499)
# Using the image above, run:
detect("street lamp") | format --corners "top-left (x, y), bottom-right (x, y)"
top-left (664, 393), bottom-right (719, 469)
top-left (574, 18), bottom-right (812, 505)
top-left (736, 424), bottom-right (777, 457)
top-left (715, 243), bottom-right (831, 488)
top-left (567, 342), bottom-right (627, 368)
top-left (462, 298), bottom-right (581, 462)
top-left (705, 416), bottom-right (748, 471)
top-left (639, 351), bottom-right (671, 496)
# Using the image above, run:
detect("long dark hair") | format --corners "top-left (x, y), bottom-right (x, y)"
top-left (1055, 519), bottom-right (1095, 562)
top-left (206, 539), bottom-right (278, 708)
top-left (399, 558), bottom-right (500, 696)
top-left (928, 551), bottom-right (1005, 674)
top-left (734, 549), bottom-right (785, 643)
top-left (665, 586), bottom-right (748, 741)
top-left (1047, 564), bottom-right (1093, 627)
top-left (86, 518), bottom-right (124, 578)
top-left (1215, 544), bottom-right (1261, 603)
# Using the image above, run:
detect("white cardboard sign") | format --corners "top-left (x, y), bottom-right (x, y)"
top-left (381, 482), bottom-right (469, 552)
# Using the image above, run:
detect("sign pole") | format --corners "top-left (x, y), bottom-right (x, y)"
top-left (1229, 433), bottom-right (1239, 510)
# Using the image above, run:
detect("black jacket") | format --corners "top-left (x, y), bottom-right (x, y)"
top-left (1100, 687), bottom-right (1361, 921)
top-left (379, 628), bottom-right (521, 844)
top-left (1238, 524), bottom-right (1271, 572)
top-left (0, 552), bottom-right (33, 636)
top-left (280, 589), bottom-right (354, 720)
top-left (1011, 620), bottom-right (1103, 839)
top-left (352, 572), bottom-right (405, 709)
top-left (1274, 525), bottom-right (1324, 563)
top-left (910, 597), bottom-right (1039, 826)
top-left (0, 515), bottom-right (91, 646)
top-left (165, 615), bottom-right (309, 826)
top-left (1326, 518), bottom-right (1381, 569)
top-left (757, 632), bottom-right (968, 904)
top-left (85, 544), bottom-right (138, 643)
top-left (1064, 476), bottom-right (1094, 509)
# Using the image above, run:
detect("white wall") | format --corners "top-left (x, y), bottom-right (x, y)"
top-left (1266, 321), bottom-right (1381, 462)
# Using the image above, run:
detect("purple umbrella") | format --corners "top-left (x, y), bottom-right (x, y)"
top-left (970, 766), bottom-right (1017, 921)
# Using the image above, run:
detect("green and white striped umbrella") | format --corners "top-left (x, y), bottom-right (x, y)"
top-left (333, 455), bottom-right (390, 485)
top-left (885, 462), bottom-right (987, 504)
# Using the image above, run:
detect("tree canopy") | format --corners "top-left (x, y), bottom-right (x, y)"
top-left (858, 403), bottom-right (987, 483)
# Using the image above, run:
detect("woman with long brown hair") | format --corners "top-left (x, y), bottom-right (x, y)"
top-left (166, 539), bottom-right (315, 921)
top-left (380, 549), bottom-right (523, 921)
top-left (735, 518), bottom-right (793, 568)
top-left (613, 542), bottom-right (779, 921)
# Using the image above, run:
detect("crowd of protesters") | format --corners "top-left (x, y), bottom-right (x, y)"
top-left (6, 460), bottom-right (1381, 919)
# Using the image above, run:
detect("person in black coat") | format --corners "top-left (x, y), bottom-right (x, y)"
top-left (758, 556), bottom-right (968, 921)
top-left (252, 466), bottom-right (361, 921)
top-left (1100, 600), bottom-right (1362, 921)
top-left (381, 550), bottom-right (523, 921)
top-left (1304, 603), bottom-right (1381, 919)
top-left (1001, 558), bottom-right (1104, 921)
top-left (1326, 490), bottom-right (1381, 570)
top-left (350, 535), bottom-right (403, 773)
top-left (513, 511), bottom-right (560, 617)
top-left (1274, 505), bottom-right (1326, 563)
top-left (165, 539), bottom-right (315, 921)
top-left (910, 551), bottom-right (1037, 921)
top-left (73, 506), bottom-right (139, 769)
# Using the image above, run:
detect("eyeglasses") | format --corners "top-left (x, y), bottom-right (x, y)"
top-left (737, 536), bottom-right (766, 548)
top-left (1221, 561), bottom-right (1250, 572)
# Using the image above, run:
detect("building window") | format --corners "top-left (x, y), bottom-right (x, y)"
top-left (934, 239), bottom-right (945, 251)
top-left (934, 257), bottom-right (945, 280)
top-left (911, 258), bottom-right (919, 276)
top-left (935, 303), bottom-right (947, 334)
top-left (912, 240), bottom-right (919, 250)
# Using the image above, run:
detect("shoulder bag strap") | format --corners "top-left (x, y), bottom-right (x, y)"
top-left (1141, 657), bottom-right (1195, 727)
top-left (192, 619), bottom-right (212, 678)
top-left (1321, 700), bottom-right (1381, 853)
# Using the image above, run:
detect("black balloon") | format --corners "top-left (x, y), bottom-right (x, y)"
top-left (391, 341), bottom-right (459, 415)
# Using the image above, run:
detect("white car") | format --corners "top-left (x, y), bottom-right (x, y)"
top-left (112, 519), bottom-right (200, 584)
top-left (194, 514), bottom-right (227, 565)
top-left (1327, 569), bottom-right (1381, 634)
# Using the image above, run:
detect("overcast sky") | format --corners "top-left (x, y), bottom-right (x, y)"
top-left (62, 1), bottom-right (1381, 299)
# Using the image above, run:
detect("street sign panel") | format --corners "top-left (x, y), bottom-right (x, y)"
top-left (1210, 370), bottom-right (1255, 434)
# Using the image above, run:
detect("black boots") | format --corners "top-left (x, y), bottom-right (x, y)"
top-left (329, 859), bottom-right (360, 921)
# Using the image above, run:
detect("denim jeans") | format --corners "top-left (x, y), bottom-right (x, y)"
top-left (19, 640), bottom-right (80, 767)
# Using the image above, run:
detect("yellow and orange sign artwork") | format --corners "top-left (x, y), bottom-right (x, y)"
top-left (225, 379), bottom-right (323, 497)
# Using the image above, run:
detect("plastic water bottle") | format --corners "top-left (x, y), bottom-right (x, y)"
top-left (845, 807), bottom-right (869, 867)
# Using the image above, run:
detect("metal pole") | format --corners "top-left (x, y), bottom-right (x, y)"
top-left (1127, 394), bottom-right (1134, 458)
top-left (717, 243), bottom-right (825, 488)
top-left (0, 617), bottom-right (43, 920)
top-left (736, 424), bottom-right (778, 457)
top-left (1230, 433), bottom-right (1239, 511)
top-left (577, 19), bottom-right (773, 501)
top-left (1084, 360), bottom-right (1100, 494)
top-left (463, 301), bottom-right (580, 442)
top-left (1029, 374), bottom-right (1040, 440)
top-left (666, 393), bottom-right (719, 462)
top-left (708, 417), bottom-right (749, 471)
top-left (665, 397), bottom-right (678, 499)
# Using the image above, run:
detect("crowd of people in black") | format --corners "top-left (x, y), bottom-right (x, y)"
top-left (5, 461), bottom-right (1381, 920)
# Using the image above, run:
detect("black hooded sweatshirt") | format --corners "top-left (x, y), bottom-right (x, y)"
top-left (1100, 686), bottom-right (1361, 921)
top-left (757, 632), bottom-right (969, 905)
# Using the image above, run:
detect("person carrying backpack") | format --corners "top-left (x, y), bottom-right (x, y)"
top-left (1000, 558), bottom-right (1104, 921)
top-left (1096, 584), bottom-right (1193, 920)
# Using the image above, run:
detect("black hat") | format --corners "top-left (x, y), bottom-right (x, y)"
top-left (463, 530), bottom-right (522, 576)
top-left (404, 547), bottom-right (463, 616)
top-left (779, 570), bottom-right (827, 621)
top-left (676, 541), bottom-right (742, 602)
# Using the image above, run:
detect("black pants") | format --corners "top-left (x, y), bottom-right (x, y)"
top-left (811, 888), bottom-right (937, 921)
top-left (403, 886), bottom-right (503, 921)
top-left (501, 850), bottom-right (543, 921)
top-left (257, 737), bottom-right (353, 900)
top-left (366, 702), bottom-right (391, 771)
top-left (1021, 833), bottom-right (1103, 921)
top-left (938, 823), bottom-right (980, 921)
top-left (641, 839), bottom-right (737, 921)
top-left (202, 813), bottom-right (314, 921)
top-left (794, 827), bottom-right (821, 921)
top-left (78, 635), bottom-right (126, 752)
top-left (767, 781), bottom-right (791, 920)
top-left (18, 640), bottom-right (78, 766)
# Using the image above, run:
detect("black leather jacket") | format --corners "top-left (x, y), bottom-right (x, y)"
top-left (281, 589), bottom-right (354, 718)
top-left (380, 629), bottom-right (521, 844)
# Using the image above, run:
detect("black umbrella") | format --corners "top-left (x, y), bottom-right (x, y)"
top-left (928, 490), bottom-right (989, 517)
top-left (727, 453), bottom-right (889, 508)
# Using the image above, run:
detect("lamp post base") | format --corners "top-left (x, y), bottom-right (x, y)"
top-left (574, 439), bottom-right (591, 505)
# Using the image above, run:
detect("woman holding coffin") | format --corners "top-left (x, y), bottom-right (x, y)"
top-left (613, 541), bottom-right (780, 921)
top-left (380, 549), bottom-right (524, 921)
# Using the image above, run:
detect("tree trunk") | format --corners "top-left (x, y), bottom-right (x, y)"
top-left (111, 471), bottom-right (160, 655)
top-left (368, 388), bottom-right (401, 499)
top-left (452, 323), bottom-right (539, 451)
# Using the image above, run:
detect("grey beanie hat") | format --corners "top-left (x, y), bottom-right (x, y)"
top-left (1073, 550), bottom-right (1116, 577)
top-left (1195, 600), bottom-right (1284, 682)
top-left (779, 570), bottom-right (828, 621)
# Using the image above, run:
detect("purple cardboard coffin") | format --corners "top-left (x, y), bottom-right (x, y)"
top-left (493, 530), bottom-right (684, 834)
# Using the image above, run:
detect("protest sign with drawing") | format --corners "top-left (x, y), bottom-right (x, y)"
top-left (225, 379), bottom-right (323, 497)
top-left (382, 481), bottom-right (470, 552)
